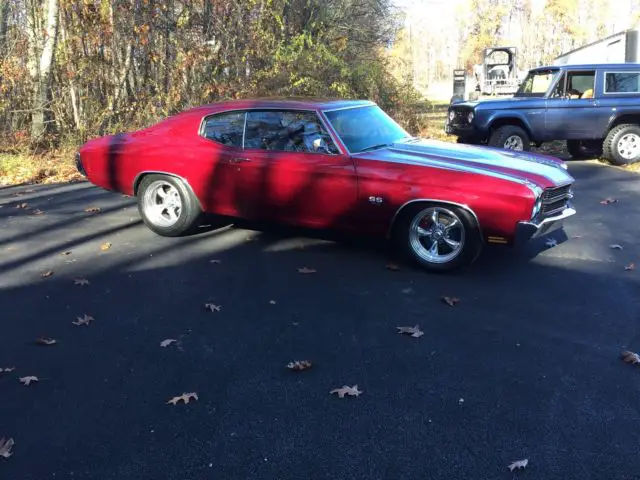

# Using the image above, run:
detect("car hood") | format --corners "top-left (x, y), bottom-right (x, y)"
top-left (360, 139), bottom-right (573, 189)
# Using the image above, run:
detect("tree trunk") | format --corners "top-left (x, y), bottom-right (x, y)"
top-left (0, 0), bottom-right (9, 58)
top-left (29, 0), bottom-right (59, 143)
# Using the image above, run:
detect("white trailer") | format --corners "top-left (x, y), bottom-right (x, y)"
top-left (554, 29), bottom-right (640, 65)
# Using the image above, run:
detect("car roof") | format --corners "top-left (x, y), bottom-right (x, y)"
top-left (183, 97), bottom-right (375, 116)
top-left (532, 63), bottom-right (640, 71)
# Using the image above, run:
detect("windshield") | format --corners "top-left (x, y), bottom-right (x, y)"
top-left (516, 69), bottom-right (560, 97)
top-left (323, 105), bottom-right (409, 153)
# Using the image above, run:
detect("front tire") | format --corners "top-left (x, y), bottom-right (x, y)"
top-left (603, 124), bottom-right (640, 165)
top-left (488, 125), bottom-right (530, 152)
top-left (566, 139), bottom-right (603, 159)
top-left (393, 204), bottom-right (482, 272)
top-left (137, 174), bottom-right (202, 237)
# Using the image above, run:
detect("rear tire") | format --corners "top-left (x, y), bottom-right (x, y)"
top-left (603, 124), bottom-right (640, 165)
top-left (137, 174), bottom-right (202, 237)
top-left (488, 125), bottom-right (531, 152)
top-left (566, 139), bottom-right (603, 159)
top-left (393, 203), bottom-right (482, 273)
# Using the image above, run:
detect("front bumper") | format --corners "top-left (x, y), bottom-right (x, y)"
top-left (444, 121), bottom-right (482, 139)
top-left (515, 207), bottom-right (576, 244)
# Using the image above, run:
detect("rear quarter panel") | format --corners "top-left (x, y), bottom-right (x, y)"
top-left (354, 157), bottom-right (534, 241)
top-left (78, 111), bottom-right (220, 203)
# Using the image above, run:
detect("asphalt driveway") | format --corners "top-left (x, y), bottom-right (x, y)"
top-left (1, 162), bottom-right (639, 480)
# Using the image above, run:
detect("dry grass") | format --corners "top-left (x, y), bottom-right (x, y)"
top-left (0, 146), bottom-right (83, 186)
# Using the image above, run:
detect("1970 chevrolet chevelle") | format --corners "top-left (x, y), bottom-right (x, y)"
top-left (77, 98), bottom-right (576, 272)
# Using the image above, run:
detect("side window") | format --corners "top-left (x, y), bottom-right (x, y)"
top-left (202, 111), bottom-right (245, 147)
top-left (244, 110), bottom-right (339, 154)
top-left (566, 71), bottom-right (595, 99)
top-left (605, 72), bottom-right (640, 93)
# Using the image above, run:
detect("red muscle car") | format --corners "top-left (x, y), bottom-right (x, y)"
top-left (77, 98), bottom-right (576, 271)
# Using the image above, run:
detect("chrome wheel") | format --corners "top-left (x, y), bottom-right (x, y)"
top-left (142, 180), bottom-right (182, 227)
top-left (504, 135), bottom-right (524, 151)
top-left (409, 207), bottom-right (465, 264)
top-left (617, 133), bottom-right (640, 160)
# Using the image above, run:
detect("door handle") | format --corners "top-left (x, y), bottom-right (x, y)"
top-left (230, 157), bottom-right (250, 163)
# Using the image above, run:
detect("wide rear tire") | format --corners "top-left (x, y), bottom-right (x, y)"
top-left (603, 124), bottom-right (640, 165)
top-left (137, 174), bottom-right (202, 237)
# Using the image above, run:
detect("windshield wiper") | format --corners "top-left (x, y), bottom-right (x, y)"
top-left (359, 143), bottom-right (393, 153)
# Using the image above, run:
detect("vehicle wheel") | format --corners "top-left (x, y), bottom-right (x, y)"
top-left (603, 124), bottom-right (640, 165)
top-left (566, 139), bottom-right (603, 159)
top-left (137, 174), bottom-right (202, 237)
top-left (488, 125), bottom-right (530, 152)
top-left (393, 203), bottom-right (482, 273)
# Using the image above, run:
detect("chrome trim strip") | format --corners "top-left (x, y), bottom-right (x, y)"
top-left (386, 198), bottom-right (482, 240)
top-left (322, 102), bottom-right (375, 113)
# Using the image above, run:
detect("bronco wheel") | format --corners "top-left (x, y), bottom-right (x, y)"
top-left (603, 124), bottom-right (640, 165)
top-left (137, 174), bottom-right (202, 237)
top-left (488, 125), bottom-right (530, 152)
top-left (394, 204), bottom-right (482, 272)
top-left (567, 139), bottom-right (603, 159)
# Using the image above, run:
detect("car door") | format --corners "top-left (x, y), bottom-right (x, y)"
top-left (240, 109), bottom-right (358, 228)
top-left (545, 70), bottom-right (599, 139)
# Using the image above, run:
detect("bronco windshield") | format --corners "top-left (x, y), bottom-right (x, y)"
top-left (323, 105), bottom-right (410, 153)
top-left (516, 69), bottom-right (561, 97)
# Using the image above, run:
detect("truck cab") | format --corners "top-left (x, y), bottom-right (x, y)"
top-left (445, 63), bottom-right (640, 165)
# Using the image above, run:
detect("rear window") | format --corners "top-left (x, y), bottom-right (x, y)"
top-left (605, 72), bottom-right (640, 93)
top-left (202, 111), bottom-right (245, 146)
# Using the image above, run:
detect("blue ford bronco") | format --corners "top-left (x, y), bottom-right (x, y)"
top-left (445, 63), bottom-right (640, 165)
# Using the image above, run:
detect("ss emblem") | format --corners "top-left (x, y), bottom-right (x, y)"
top-left (368, 196), bottom-right (383, 205)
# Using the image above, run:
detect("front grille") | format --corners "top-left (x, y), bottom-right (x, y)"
top-left (540, 184), bottom-right (573, 217)
top-left (449, 108), bottom-right (472, 126)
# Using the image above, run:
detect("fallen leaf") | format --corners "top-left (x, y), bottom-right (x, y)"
top-left (41, 270), bottom-right (54, 278)
top-left (287, 360), bottom-right (313, 371)
top-left (294, 244), bottom-right (305, 250)
top-left (60, 251), bottom-right (72, 256)
top-left (36, 337), bottom-right (57, 346)
top-left (31, 208), bottom-right (45, 215)
top-left (297, 267), bottom-right (316, 274)
top-left (396, 325), bottom-right (424, 338)
top-left (160, 339), bottom-right (177, 348)
top-left (442, 296), bottom-right (460, 307)
top-left (100, 242), bottom-right (112, 251)
top-left (625, 262), bottom-right (636, 271)
top-left (600, 197), bottom-right (618, 205)
top-left (386, 262), bottom-right (401, 271)
top-left (571, 235), bottom-right (583, 239)
top-left (269, 300), bottom-right (277, 305)
top-left (401, 287), bottom-right (414, 295)
top-left (330, 385), bottom-right (362, 398)
top-left (19, 376), bottom-right (38, 386)
top-left (0, 437), bottom-right (14, 459)
top-left (167, 392), bottom-right (198, 405)
top-left (72, 314), bottom-right (94, 326)
top-left (209, 259), bottom-right (221, 264)
top-left (545, 238), bottom-right (558, 248)
top-left (84, 207), bottom-right (101, 214)
top-left (73, 278), bottom-right (90, 286)
top-left (621, 350), bottom-right (640, 365)
top-left (15, 203), bottom-right (28, 209)
top-left (507, 459), bottom-right (528, 472)
top-left (204, 303), bottom-right (221, 312)
top-left (0, 367), bottom-right (16, 374)
top-left (609, 244), bottom-right (624, 250)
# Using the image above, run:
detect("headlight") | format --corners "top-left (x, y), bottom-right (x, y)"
top-left (448, 110), bottom-right (455, 122)
top-left (560, 161), bottom-right (568, 170)
top-left (467, 111), bottom-right (474, 123)
top-left (531, 196), bottom-right (542, 220)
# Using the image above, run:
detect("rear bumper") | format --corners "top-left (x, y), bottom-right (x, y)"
top-left (75, 152), bottom-right (86, 176)
top-left (515, 207), bottom-right (576, 244)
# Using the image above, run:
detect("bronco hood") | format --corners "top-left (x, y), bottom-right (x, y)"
top-left (360, 139), bottom-right (573, 189)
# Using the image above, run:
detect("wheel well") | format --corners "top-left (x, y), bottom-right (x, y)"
top-left (609, 114), bottom-right (640, 131)
top-left (489, 117), bottom-right (532, 139)
top-left (387, 199), bottom-right (482, 239)
top-left (133, 171), bottom-right (186, 196)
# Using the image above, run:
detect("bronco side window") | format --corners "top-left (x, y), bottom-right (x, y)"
top-left (551, 71), bottom-right (596, 99)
